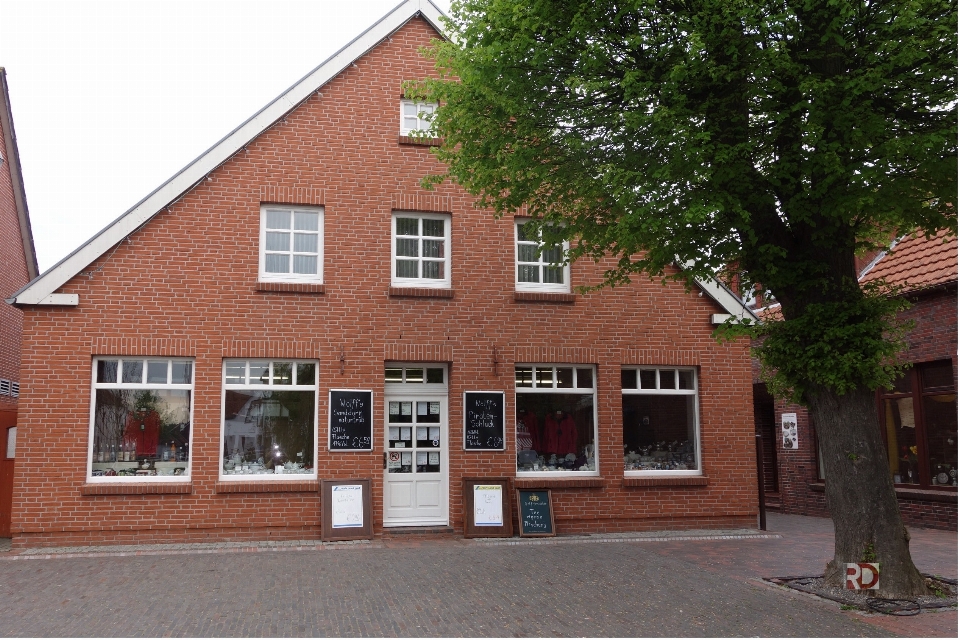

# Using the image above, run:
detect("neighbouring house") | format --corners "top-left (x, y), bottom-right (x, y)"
top-left (0, 67), bottom-right (40, 538)
top-left (753, 230), bottom-right (958, 529)
top-left (5, 0), bottom-right (759, 549)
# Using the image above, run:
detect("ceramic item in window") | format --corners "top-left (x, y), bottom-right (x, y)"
top-left (937, 472), bottom-right (949, 485)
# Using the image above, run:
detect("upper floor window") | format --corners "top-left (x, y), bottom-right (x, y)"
top-left (622, 367), bottom-right (701, 475)
top-left (259, 206), bottom-right (324, 283)
top-left (401, 100), bottom-right (437, 136)
top-left (515, 220), bottom-right (570, 293)
top-left (89, 358), bottom-right (194, 481)
top-left (392, 213), bottom-right (451, 288)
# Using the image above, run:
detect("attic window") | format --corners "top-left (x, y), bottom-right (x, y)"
top-left (259, 205), bottom-right (324, 284)
top-left (400, 100), bottom-right (436, 137)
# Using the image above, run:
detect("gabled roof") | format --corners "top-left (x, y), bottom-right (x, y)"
top-left (5, 0), bottom-right (754, 324)
top-left (859, 229), bottom-right (958, 294)
top-left (8, 0), bottom-right (447, 306)
top-left (0, 67), bottom-right (39, 282)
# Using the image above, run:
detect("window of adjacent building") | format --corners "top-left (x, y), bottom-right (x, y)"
top-left (515, 365), bottom-right (597, 474)
top-left (222, 360), bottom-right (318, 479)
top-left (400, 100), bottom-right (437, 136)
top-left (880, 359), bottom-right (957, 489)
top-left (621, 367), bottom-right (701, 474)
top-left (391, 213), bottom-right (451, 288)
top-left (515, 220), bottom-right (570, 293)
top-left (89, 358), bottom-right (194, 481)
top-left (259, 206), bottom-right (324, 283)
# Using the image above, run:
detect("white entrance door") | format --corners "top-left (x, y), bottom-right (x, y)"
top-left (383, 366), bottom-right (448, 526)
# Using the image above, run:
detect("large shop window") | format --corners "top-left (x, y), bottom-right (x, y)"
top-left (391, 213), bottom-right (451, 288)
top-left (259, 206), bottom-right (324, 284)
top-left (621, 368), bottom-right (701, 474)
top-left (515, 220), bottom-right (570, 293)
top-left (222, 360), bottom-right (318, 479)
top-left (515, 365), bottom-right (597, 474)
top-left (90, 358), bottom-right (193, 481)
top-left (881, 360), bottom-right (957, 489)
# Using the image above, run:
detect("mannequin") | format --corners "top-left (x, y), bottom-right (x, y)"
top-left (516, 408), bottom-right (541, 452)
top-left (544, 410), bottom-right (577, 456)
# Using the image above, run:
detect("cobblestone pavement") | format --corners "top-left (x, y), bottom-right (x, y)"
top-left (0, 513), bottom-right (954, 637)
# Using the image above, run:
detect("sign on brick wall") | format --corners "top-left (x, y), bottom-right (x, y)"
top-left (781, 412), bottom-right (798, 449)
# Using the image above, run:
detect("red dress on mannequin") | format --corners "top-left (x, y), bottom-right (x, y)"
top-left (543, 412), bottom-right (577, 456)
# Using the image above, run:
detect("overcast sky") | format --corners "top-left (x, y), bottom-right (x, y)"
top-left (1, 0), bottom-right (450, 273)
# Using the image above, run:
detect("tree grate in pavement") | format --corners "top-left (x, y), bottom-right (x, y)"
top-left (765, 574), bottom-right (958, 614)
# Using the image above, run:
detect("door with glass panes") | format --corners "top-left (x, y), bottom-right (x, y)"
top-left (383, 364), bottom-right (448, 526)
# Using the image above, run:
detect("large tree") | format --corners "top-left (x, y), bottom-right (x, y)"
top-left (410, 0), bottom-right (957, 596)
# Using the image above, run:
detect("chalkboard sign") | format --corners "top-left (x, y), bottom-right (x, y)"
top-left (463, 391), bottom-right (505, 450)
top-left (329, 390), bottom-right (373, 451)
top-left (517, 489), bottom-right (555, 537)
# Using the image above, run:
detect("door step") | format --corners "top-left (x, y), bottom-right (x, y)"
top-left (381, 526), bottom-right (456, 539)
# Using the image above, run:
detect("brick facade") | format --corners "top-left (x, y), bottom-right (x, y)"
top-left (11, 17), bottom-right (758, 549)
top-left (753, 286), bottom-right (958, 530)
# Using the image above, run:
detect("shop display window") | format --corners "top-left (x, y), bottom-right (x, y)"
top-left (89, 357), bottom-right (194, 480)
top-left (221, 360), bottom-right (318, 479)
top-left (621, 367), bottom-right (701, 474)
top-left (880, 360), bottom-right (957, 489)
top-left (515, 365), bottom-right (597, 474)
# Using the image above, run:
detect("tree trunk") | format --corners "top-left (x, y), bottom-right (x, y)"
top-left (807, 384), bottom-right (930, 597)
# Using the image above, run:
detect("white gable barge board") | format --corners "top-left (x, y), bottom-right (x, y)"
top-left (7, 0), bottom-right (447, 307)
top-left (697, 277), bottom-right (759, 322)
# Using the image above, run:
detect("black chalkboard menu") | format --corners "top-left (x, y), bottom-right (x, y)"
top-left (328, 390), bottom-right (373, 451)
top-left (517, 489), bottom-right (555, 537)
top-left (463, 391), bottom-right (505, 450)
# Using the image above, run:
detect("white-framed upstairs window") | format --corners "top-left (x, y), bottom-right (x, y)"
top-left (515, 365), bottom-right (598, 476)
top-left (259, 205), bottom-right (324, 283)
top-left (621, 367), bottom-right (702, 476)
top-left (221, 360), bottom-right (319, 481)
top-left (515, 219), bottom-right (570, 293)
top-left (391, 212), bottom-right (451, 288)
top-left (89, 357), bottom-right (194, 482)
top-left (400, 100), bottom-right (437, 137)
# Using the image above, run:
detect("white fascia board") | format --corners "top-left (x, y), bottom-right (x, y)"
top-left (10, 0), bottom-right (448, 307)
top-left (695, 276), bottom-right (758, 323)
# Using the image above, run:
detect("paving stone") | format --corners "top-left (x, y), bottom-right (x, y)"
top-left (0, 513), bottom-right (954, 637)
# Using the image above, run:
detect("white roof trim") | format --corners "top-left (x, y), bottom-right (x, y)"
top-left (9, 0), bottom-right (447, 306)
top-left (695, 276), bottom-right (759, 323)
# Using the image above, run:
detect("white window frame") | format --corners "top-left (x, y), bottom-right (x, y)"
top-left (391, 212), bottom-right (452, 289)
top-left (258, 205), bottom-right (324, 284)
top-left (88, 357), bottom-right (195, 483)
top-left (621, 367), bottom-right (702, 477)
top-left (515, 364), bottom-right (599, 477)
top-left (515, 219), bottom-right (570, 293)
top-left (400, 99), bottom-right (437, 137)
top-left (220, 359), bottom-right (319, 482)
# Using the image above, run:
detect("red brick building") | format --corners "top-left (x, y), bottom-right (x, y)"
top-left (753, 231), bottom-right (958, 530)
top-left (1, 67), bottom-right (40, 537)
top-left (6, 1), bottom-right (758, 549)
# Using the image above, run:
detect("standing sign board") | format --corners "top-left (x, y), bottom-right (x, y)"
top-left (463, 392), bottom-right (505, 450)
top-left (462, 478), bottom-right (513, 538)
top-left (329, 390), bottom-right (373, 451)
top-left (517, 489), bottom-right (555, 537)
top-left (321, 479), bottom-right (373, 541)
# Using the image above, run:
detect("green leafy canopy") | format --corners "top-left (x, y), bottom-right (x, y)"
top-left (407, 0), bottom-right (957, 402)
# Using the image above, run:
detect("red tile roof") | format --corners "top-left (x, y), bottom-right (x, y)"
top-left (860, 230), bottom-right (958, 293)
